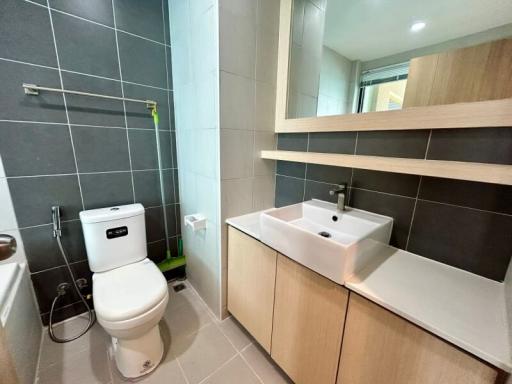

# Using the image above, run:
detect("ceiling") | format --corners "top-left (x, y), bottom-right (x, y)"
top-left (323, 0), bottom-right (512, 61)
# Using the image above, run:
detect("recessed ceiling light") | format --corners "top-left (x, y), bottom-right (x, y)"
top-left (410, 22), bottom-right (426, 32)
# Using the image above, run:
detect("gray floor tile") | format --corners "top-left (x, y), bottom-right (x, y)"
top-left (203, 355), bottom-right (260, 384)
top-left (171, 323), bottom-right (237, 384)
top-left (37, 341), bottom-right (111, 384)
top-left (39, 316), bottom-right (109, 370)
top-left (216, 317), bottom-right (253, 352)
top-left (242, 344), bottom-right (292, 384)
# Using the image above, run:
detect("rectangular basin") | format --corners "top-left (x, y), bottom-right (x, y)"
top-left (260, 200), bottom-right (393, 284)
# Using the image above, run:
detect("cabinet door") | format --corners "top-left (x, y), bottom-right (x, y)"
top-left (337, 294), bottom-right (498, 384)
top-left (272, 254), bottom-right (349, 384)
top-left (227, 226), bottom-right (277, 352)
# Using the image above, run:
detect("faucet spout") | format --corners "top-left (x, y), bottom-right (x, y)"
top-left (329, 183), bottom-right (348, 211)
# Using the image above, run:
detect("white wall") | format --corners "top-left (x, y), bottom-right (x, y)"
top-left (317, 46), bottom-right (354, 116)
top-left (287, 0), bottom-right (326, 118)
top-left (170, 0), bottom-right (279, 318)
top-left (219, 0), bottom-right (280, 317)
top-left (169, 0), bottom-right (222, 316)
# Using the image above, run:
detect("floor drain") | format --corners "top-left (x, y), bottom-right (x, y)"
top-left (318, 231), bottom-right (331, 238)
top-left (173, 283), bottom-right (186, 292)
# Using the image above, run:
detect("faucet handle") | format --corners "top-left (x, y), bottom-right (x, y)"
top-left (329, 183), bottom-right (348, 195)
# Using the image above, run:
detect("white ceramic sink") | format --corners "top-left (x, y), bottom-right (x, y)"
top-left (260, 200), bottom-right (393, 284)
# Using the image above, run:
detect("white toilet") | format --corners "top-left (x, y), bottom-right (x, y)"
top-left (79, 203), bottom-right (169, 378)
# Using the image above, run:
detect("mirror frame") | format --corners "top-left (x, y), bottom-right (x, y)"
top-left (275, 0), bottom-right (512, 133)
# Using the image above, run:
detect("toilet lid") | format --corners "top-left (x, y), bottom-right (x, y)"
top-left (93, 259), bottom-right (168, 322)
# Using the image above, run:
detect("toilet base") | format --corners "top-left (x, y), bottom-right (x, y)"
top-left (112, 325), bottom-right (164, 378)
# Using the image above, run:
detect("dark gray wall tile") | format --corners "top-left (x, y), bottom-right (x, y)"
top-left (0, 0), bottom-right (57, 66)
top-left (275, 175), bottom-right (304, 208)
top-left (21, 221), bottom-right (86, 272)
top-left (129, 129), bottom-right (159, 169)
top-left (118, 33), bottom-right (167, 87)
top-left (308, 132), bottom-right (356, 154)
top-left (52, 11), bottom-right (119, 78)
top-left (276, 160), bottom-right (305, 178)
top-left (306, 164), bottom-right (351, 184)
top-left (174, 169), bottom-right (180, 201)
top-left (408, 201), bottom-right (512, 281)
top-left (419, 177), bottom-right (512, 215)
top-left (352, 169), bottom-right (420, 198)
top-left (41, 301), bottom-right (89, 326)
top-left (49, 0), bottom-right (115, 26)
top-left (277, 133), bottom-right (308, 151)
top-left (350, 188), bottom-right (415, 249)
top-left (0, 122), bottom-right (75, 176)
top-left (356, 130), bottom-right (430, 159)
top-left (159, 130), bottom-right (173, 169)
top-left (427, 128), bottom-right (512, 165)
top-left (304, 180), bottom-right (338, 203)
top-left (31, 260), bottom-right (91, 313)
top-left (166, 204), bottom-right (178, 237)
top-left (62, 72), bottom-right (125, 127)
top-left (0, 60), bottom-right (66, 122)
top-left (145, 206), bottom-right (166, 242)
top-left (72, 126), bottom-right (130, 172)
top-left (163, 169), bottom-right (176, 204)
top-left (163, 1), bottom-right (170, 45)
top-left (147, 239), bottom-right (166, 263)
top-left (123, 83), bottom-right (170, 129)
top-left (166, 47), bottom-right (173, 88)
top-left (170, 131), bottom-right (177, 167)
top-left (80, 172), bottom-right (134, 209)
top-left (133, 170), bottom-right (162, 207)
top-left (114, 0), bottom-right (164, 43)
top-left (9, 175), bottom-right (82, 227)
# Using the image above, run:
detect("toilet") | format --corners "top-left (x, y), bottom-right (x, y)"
top-left (79, 203), bottom-right (169, 378)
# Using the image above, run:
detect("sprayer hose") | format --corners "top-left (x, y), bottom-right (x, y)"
top-left (48, 236), bottom-right (95, 343)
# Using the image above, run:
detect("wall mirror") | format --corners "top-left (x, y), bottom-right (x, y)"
top-left (286, 0), bottom-right (512, 119)
top-left (276, 0), bottom-right (512, 132)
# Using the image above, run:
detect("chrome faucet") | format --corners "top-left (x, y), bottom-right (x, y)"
top-left (329, 183), bottom-right (348, 211)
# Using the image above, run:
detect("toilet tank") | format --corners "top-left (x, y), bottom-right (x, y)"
top-left (80, 204), bottom-right (147, 272)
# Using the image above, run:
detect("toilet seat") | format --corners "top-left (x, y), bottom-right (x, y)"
top-left (93, 258), bottom-right (168, 322)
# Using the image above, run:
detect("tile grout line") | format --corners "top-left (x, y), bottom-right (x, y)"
top-left (406, 130), bottom-right (431, 250)
top-left (0, 57), bottom-right (172, 92)
top-left (161, 0), bottom-right (180, 238)
top-left (46, 0), bottom-right (85, 210)
top-left (405, 176), bottom-right (423, 251)
top-left (348, 132), bottom-right (359, 203)
top-left (213, 317), bottom-right (264, 384)
top-left (302, 133), bottom-right (310, 201)
top-left (6, 168), bottom-right (178, 179)
top-left (111, 0), bottom-right (136, 204)
top-left (0, 118), bottom-right (175, 131)
top-left (40, 2), bottom-right (171, 48)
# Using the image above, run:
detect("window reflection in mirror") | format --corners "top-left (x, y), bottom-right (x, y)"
top-left (286, 0), bottom-right (512, 119)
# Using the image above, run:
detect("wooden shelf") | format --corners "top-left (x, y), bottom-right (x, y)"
top-left (261, 150), bottom-right (512, 185)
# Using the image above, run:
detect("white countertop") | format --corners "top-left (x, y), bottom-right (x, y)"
top-left (346, 247), bottom-right (511, 372)
top-left (226, 210), bottom-right (512, 372)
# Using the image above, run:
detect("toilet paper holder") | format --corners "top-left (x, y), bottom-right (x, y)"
top-left (184, 214), bottom-right (206, 231)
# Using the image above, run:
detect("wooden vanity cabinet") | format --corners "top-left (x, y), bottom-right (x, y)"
top-left (271, 254), bottom-right (349, 384)
top-left (227, 226), bottom-right (277, 352)
top-left (337, 294), bottom-right (499, 384)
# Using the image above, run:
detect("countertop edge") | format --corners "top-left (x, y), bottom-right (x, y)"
top-left (346, 282), bottom-right (512, 372)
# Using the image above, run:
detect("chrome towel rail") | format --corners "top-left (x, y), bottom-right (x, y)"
top-left (22, 83), bottom-right (157, 108)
